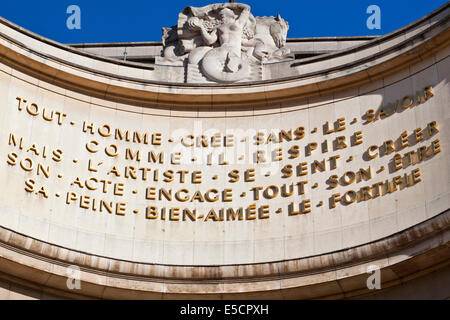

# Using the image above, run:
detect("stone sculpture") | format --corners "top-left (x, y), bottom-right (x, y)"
top-left (160, 2), bottom-right (292, 83)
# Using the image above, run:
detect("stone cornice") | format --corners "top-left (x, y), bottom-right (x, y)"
top-left (0, 4), bottom-right (448, 108)
top-left (0, 210), bottom-right (448, 299)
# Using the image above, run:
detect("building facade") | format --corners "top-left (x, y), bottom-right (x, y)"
top-left (0, 2), bottom-right (449, 299)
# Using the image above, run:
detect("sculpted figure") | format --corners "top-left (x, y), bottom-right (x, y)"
top-left (186, 3), bottom-right (254, 83)
top-left (160, 2), bottom-right (292, 83)
top-left (244, 15), bottom-right (292, 62)
top-left (161, 26), bottom-right (184, 62)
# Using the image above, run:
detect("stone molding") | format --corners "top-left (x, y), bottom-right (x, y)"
top-left (0, 4), bottom-right (448, 107)
top-left (0, 210), bottom-right (448, 299)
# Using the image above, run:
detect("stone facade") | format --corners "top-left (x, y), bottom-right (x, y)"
top-left (0, 2), bottom-right (449, 299)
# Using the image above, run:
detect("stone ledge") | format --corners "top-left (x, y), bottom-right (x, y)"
top-left (0, 210), bottom-right (448, 299)
top-left (0, 4), bottom-right (447, 107)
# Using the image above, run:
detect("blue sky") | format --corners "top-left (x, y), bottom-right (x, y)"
top-left (0, 0), bottom-right (447, 44)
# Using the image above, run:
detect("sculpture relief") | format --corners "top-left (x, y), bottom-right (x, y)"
top-left (160, 2), bottom-right (292, 83)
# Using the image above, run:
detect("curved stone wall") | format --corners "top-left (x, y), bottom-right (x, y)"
top-left (0, 3), bottom-right (448, 299)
